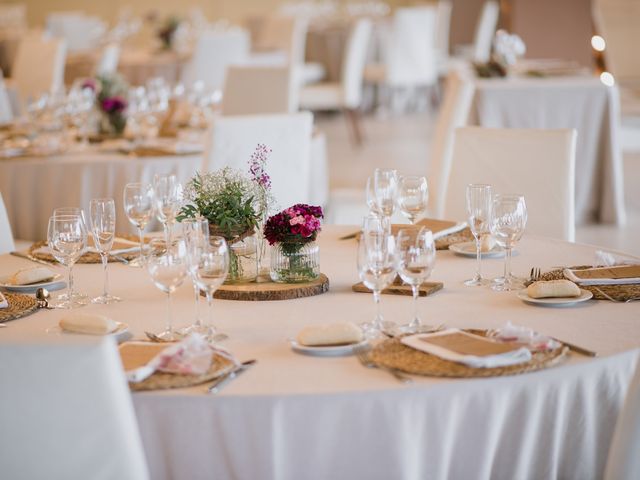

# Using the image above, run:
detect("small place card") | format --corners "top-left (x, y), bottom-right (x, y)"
top-left (419, 332), bottom-right (520, 357)
top-left (119, 342), bottom-right (167, 371)
top-left (564, 265), bottom-right (640, 285)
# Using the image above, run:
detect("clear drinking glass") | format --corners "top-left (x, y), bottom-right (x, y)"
top-left (147, 237), bottom-right (188, 341)
top-left (464, 184), bottom-right (493, 286)
top-left (395, 228), bottom-right (436, 332)
top-left (47, 215), bottom-right (87, 309)
top-left (51, 207), bottom-right (89, 304)
top-left (123, 182), bottom-right (154, 267)
top-left (357, 215), bottom-right (396, 338)
top-left (180, 217), bottom-right (211, 336)
top-left (192, 236), bottom-right (229, 340)
top-left (398, 176), bottom-right (429, 224)
top-left (89, 198), bottom-right (122, 304)
top-left (490, 194), bottom-right (527, 291)
top-left (153, 173), bottom-right (182, 245)
top-left (372, 168), bottom-right (398, 218)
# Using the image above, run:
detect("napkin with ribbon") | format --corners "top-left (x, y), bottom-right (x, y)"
top-left (126, 334), bottom-right (239, 383)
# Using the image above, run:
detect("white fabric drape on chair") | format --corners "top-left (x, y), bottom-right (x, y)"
top-left (0, 191), bottom-right (14, 253)
top-left (222, 65), bottom-right (297, 115)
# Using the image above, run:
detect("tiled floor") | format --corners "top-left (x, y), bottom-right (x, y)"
top-left (317, 110), bottom-right (640, 257)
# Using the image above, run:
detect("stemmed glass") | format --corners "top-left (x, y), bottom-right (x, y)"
top-left (89, 198), bottom-right (122, 304)
top-left (191, 236), bottom-right (229, 340)
top-left (123, 182), bottom-right (154, 267)
top-left (180, 217), bottom-right (211, 336)
top-left (464, 184), bottom-right (493, 286)
top-left (398, 176), bottom-right (429, 224)
top-left (395, 228), bottom-right (436, 333)
top-left (47, 215), bottom-right (87, 309)
top-left (490, 194), bottom-right (527, 291)
top-left (357, 215), bottom-right (396, 337)
top-left (153, 173), bottom-right (182, 245)
top-left (147, 237), bottom-right (188, 341)
top-left (51, 207), bottom-right (89, 305)
top-left (371, 168), bottom-right (398, 219)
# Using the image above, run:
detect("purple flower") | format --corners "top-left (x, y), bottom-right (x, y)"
top-left (101, 96), bottom-right (127, 114)
top-left (248, 143), bottom-right (272, 190)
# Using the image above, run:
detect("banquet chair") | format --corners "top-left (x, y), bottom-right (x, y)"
top-left (435, 0), bottom-right (453, 75)
top-left (181, 28), bottom-right (250, 94)
top-left (0, 335), bottom-right (149, 479)
top-left (95, 42), bottom-right (120, 76)
top-left (299, 18), bottom-right (373, 146)
top-left (0, 191), bottom-right (15, 254)
top-left (444, 127), bottom-right (577, 241)
top-left (452, 1), bottom-right (500, 64)
top-left (0, 70), bottom-right (13, 124)
top-left (222, 65), bottom-right (297, 115)
top-left (46, 12), bottom-right (106, 53)
top-left (605, 358), bottom-right (640, 480)
top-left (204, 112), bottom-right (314, 208)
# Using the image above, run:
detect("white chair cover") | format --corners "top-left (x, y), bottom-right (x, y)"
top-left (46, 12), bottom-right (106, 52)
top-left (0, 335), bottom-right (149, 479)
top-left (95, 42), bottom-right (120, 76)
top-left (204, 112), bottom-right (313, 208)
top-left (435, 0), bottom-right (453, 67)
top-left (472, 1), bottom-right (500, 62)
top-left (255, 15), bottom-right (308, 66)
top-left (342, 18), bottom-right (373, 108)
top-left (0, 70), bottom-right (13, 124)
top-left (222, 65), bottom-right (296, 115)
top-left (444, 127), bottom-right (577, 241)
top-left (181, 28), bottom-right (249, 92)
top-left (605, 358), bottom-right (640, 480)
top-left (0, 191), bottom-right (14, 253)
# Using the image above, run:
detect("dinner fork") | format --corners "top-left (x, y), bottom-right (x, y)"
top-left (353, 343), bottom-right (413, 384)
top-left (524, 267), bottom-right (542, 287)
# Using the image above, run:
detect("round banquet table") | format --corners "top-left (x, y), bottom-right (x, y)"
top-left (1, 225), bottom-right (639, 480)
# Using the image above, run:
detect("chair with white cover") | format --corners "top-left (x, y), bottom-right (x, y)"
top-left (95, 42), bottom-right (120, 76)
top-left (435, 0), bottom-right (453, 73)
top-left (0, 335), bottom-right (149, 479)
top-left (444, 127), bottom-right (577, 241)
top-left (204, 112), bottom-right (314, 208)
top-left (46, 12), bottom-right (106, 53)
top-left (0, 191), bottom-right (15, 254)
top-left (472, 1), bottom-right (500, 62)
top-left (0, 70), bottom-right (13, 124)
top-left (181, 28), bottom-right (250, 93)
top-left (299, 18), bottom-right (373, 145)
top-left (605, 357), bottom-right (640, 480)
top-left (222, 65), bottom-right (297, 115)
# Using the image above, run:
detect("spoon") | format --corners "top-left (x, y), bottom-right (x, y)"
top-left (36, 287), bottom-right (53, 309)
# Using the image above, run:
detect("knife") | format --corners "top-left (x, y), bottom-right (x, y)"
top-left (207, 359), bottom-right (256, 394)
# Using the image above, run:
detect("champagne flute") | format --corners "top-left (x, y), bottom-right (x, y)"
top-left (490, 194), bottom-right (527, 291)
top-left (464, 184), bottom-right (493, 286)
top-left (372, 168), bottom-right (398, 219)
top-left (192, 236), bottom-right (229, 340)
top-left (47, 215), bottom-right (87, 309)
top-left (180, 217), bottom-right (211, 336)
top-left (398, 176), bottom-right (429, 224)
top-left (147, 237), bottom-right (188, 341)
top-left (123, 182), bottom-right (153, 267)
top-left (153, 173), bottom-right (182, 245)
top-left (51, 207), bottom-right (89, 305)
top-left (395, 228), bottom-right (436, 332)
top-left (89, 198), bottom-right (121, 304)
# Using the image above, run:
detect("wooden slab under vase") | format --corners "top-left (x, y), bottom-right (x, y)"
top-left (210, 274), bottom-right (330, 301)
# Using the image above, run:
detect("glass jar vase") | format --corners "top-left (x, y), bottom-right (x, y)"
top-left (226, 235), bottom-right (257, 284)
top-left (270, 241), bottom-right (320, 283)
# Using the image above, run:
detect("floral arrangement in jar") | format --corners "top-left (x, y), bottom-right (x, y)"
top-left (264, 204), bottom-right (323, 283)
top-left (157, 16), bottom-right (181, 50)
top-left (248, 143), bottom-right (275, 279)
top-left (82, 74), bottom-right (128, 135)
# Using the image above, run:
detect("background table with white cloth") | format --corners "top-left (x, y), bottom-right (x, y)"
top-left (466, 75), bottom-right (626, 226)
top-left (1, 226), bottom-right (639, 479)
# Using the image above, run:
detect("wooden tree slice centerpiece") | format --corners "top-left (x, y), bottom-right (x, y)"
top-left (210, 274), bottom-right (330, 301)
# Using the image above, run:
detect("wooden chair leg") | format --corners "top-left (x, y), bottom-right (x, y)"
top-left (344, 108), bottom-right (364, 147)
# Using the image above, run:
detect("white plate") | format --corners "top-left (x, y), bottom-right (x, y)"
top-left (449, 241), bottom-right (511, 259)
top-left (516, 289), bottom-right (593, 307)
top-left (0, 274), bottom-right (66, 293)
top-left (47, 322), bottom-right (129, 337)
top-left (290, 339), bottom-right (368, 357)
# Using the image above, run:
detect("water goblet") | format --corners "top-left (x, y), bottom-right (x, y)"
top-left (464, 184), bottom-right (493, 286)
top-left (372, 168), bottom-right (398, 219)
top-left (89, 198), bottom-right (122, 304)
top-left (398, 176), bottom-right (429, 224)
top-left (153, 173), bottom-right (182, 245)
top-left (51, 207), bottom-right (89, 305)
top-left (490, 194), bottom-right (527, 291)
top-left (123, 182), bottom-right (154, 267)
top-left (47, 215), bottom-right (87, 309)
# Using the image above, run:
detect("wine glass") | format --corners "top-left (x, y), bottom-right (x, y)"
top-left (153, 173), bottom-right (182, 245)
top-left (371, 168), bottom-right (398, 219)
top-left (51, 207), bottom-right (89, 305)
top-left (357, 215), bottom-right (396, 337)
top-left (89, 198), bottom-right (122, 304)
top-left (490, 194), bottom-right (527, 291)
top-left (395, 228), bottom-right (436, 332)
top-left (179, 217), bottom-right (211, 336)
top-left (464, 184), bottom-right (493, 286)
top-left (147, 237), bottom-right (188, 341)
top-left (47, 215), bottom-right (87, 309)
top-left (398, 176), bottom-right (429, 224)
top-left (123, 182), bottom-right (154, 267)
top-left (191, 236), bottom-right (229, 340)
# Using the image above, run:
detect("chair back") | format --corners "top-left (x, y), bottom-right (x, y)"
top-left (0, 335), bottom-right (149, 479)
top-left (444, 127), bottom-right (577, 241)
top-left (11, 31), bottom-right (67, 106)
top-left (256, 15), bottom-right (309, 66)
top-left (181, 28), bottom-right (249, 92)
top-left (223, 65), bottom-right (297, 115)
top-left (46, 12), bottom-right (106, 52)
top-left (95, 43), bottom-right (120, 76)
top-left (0, 70), bottom-right (13, 124)
top-left (472, 1), bottom-right (500, 62)
top-left (341, 18), bottom-right (373, 108)
top-left (435, 0), bottom-right (453, 64)
top-left (0, 191), bottom-right (14, 253)
top-left (204, 112), bottom-right (313, 208)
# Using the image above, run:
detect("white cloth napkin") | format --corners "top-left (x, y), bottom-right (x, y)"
top-left (0, 292), bottom-right (8, 309)
top-left (401, 328), bottom-right (532, 368)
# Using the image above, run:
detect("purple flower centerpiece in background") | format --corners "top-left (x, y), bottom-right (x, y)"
top-left (94, 74), bottom-right (129, 135)
top-left (264, 204), bottom-right (323, 283)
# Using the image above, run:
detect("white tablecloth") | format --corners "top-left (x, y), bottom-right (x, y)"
top-left (467, 75), bottom-right (626, 226)
top-left (1, 226), bottom-right (639, 479)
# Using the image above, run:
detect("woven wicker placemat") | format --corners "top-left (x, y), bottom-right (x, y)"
top-left (0, 293), bottom-right (39, 322)
top-left (540, 266), bottom-right (640, 302)
top-left (368, 332), bottom-right (569, 378)
top-left (29, 235), bottom-right (140, 264)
